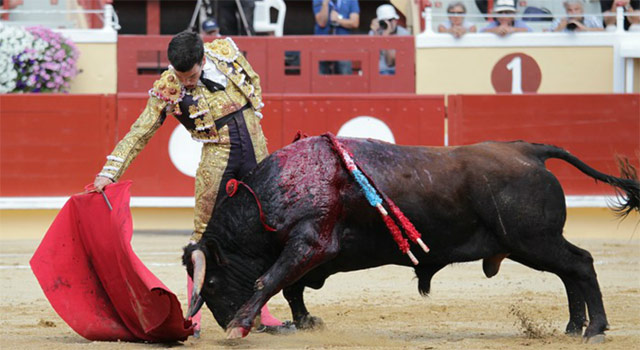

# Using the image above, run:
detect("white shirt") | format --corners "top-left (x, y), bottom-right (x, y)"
top-left (199, 56), bottom-right (227, 88)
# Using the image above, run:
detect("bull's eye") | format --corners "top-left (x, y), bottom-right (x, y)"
top-left (207, 278), bottom-right (215, 286)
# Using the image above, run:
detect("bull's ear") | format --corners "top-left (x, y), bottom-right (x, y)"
top-left (182, 243), bottom-right (204, 276)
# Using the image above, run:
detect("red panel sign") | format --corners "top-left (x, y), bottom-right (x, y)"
top-left (447, 94), bottom-right (640, 195)
top-left (491, 53), bottom-right (542, 94)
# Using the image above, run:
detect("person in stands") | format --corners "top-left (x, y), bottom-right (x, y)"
top-left (601, 0), bottom-right (640, 30)
top-left (438, 2), bottom-right (477, 38)
top-left (552, 0), bottom-right (604, 32)
top-left (369, 4), bottom-right (410, 75)
top-left (201, 17), bottom-right (221, 36)
top-left (482, 0), bottom-right (532, 36)
top-left (313, 0), bottom-right (360, 74)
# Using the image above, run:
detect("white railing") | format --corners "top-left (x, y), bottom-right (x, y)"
top-left (0, 4), bottom-right (119, 42)
top-left (423, 5), bottom-right (636, 33)
top-left (0, 3), bottom-right (120, 31)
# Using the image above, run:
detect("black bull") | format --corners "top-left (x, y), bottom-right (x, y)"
top-left (183, 137), bottom-right (639, 341)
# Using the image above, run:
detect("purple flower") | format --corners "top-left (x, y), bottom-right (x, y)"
top-left (8, 26), bottom-right (80, 93)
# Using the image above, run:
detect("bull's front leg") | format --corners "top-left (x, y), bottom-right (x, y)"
top-left (226, 220), bottom-right (339, 338)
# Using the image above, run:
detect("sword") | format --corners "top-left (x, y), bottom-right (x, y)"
top-left (101, 191), bottom-right (113, 211)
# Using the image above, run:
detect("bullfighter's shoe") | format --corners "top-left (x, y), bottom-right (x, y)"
top-left (260, 304), bottom-right (282, 326)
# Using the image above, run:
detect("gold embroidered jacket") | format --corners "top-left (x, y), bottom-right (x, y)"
top-left (99, 37), bottom-right (263, 181)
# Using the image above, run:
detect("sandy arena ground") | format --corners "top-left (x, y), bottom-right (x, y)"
top-left (1, 211), bottom-right (639, 350)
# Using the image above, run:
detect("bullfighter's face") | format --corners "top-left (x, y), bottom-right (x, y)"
top-left (174, 56), bottom-right (205, 90)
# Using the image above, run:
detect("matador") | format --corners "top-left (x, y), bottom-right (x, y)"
top-left (92, 31), bottom-right (285, 333)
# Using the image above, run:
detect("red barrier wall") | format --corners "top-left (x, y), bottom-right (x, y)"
top-left (270, 94), bottom-right (445, 147)
top-left (118, 35), bottom-right (415, 95)
top-left (448, 94), bottom-right (640, 195)
top-left (0, 94), bottom-right (116, 196)
top-left (0, 93), bottom-right (443, 197)
top-left (114, 93), bottom-right (444, 196)
top-left (2, 93), bottom-right (635, 198)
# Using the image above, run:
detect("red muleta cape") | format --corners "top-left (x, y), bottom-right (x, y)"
top-left (30, 181), bottom-right (194, 342)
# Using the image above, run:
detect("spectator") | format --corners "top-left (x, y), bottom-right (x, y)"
top-left (313, 0), bottom-right (360, 75)
top-left (481, 0), bottom-right (532, 36)
top-left (438, 2), bottom-right (477, 38)
top-left (201, 17), bottom-right (221, 36)
top-left (369, 4), bottom-right (409, 75)
top-left (552, 1), bottom-right (604, 32)
top-left (601, 0), bottom-right (640, 30)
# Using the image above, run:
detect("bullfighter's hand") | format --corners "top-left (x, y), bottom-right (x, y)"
top-left (92, 176), bottom-right (113, 193)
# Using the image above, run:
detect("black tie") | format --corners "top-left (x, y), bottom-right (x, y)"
top-left (199, 73), bottom-right (225, 92)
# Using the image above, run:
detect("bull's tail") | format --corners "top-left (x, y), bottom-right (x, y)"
top-left (533, 144), bottom-right (639, 218)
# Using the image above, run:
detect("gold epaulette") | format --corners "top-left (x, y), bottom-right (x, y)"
top-left (204, 38), bottom-right (240, 63)
top-left (204, 37), bottom-right (263, 111)
top-left (149, 70), bottom-right (185, 104)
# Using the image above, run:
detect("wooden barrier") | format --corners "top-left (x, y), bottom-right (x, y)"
top-left (0, 94), bottom-right (116, 196)
top-left (448, 94), bottom-right (640, 195)
top-left (268, 94), bottom-right (445, 146)
top-left (117, 35), bottom-right (415, 94)
top-left (0, 93), bottom-right (443, 197)
top-left (2, 93), bottom-right (636, 198)
top-left (112, 93), bottom-right (444, 196)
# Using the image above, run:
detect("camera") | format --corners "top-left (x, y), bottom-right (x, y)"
top-left (379, 19), bottom-right (388, 30)
top-left (566, 22), bottom-right (578, 31)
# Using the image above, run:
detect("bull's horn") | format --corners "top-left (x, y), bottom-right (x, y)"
top-left (186, 294), bottom-right (205, 320)
top-left (186, 249), bottom-right (206, 319)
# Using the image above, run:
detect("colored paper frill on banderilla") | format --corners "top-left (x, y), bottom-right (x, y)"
top-left (29, 181), bottom-right (194, 342)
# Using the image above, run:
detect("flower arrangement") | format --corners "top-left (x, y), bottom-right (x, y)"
top-left (0, 23), bottom-right (79, 93)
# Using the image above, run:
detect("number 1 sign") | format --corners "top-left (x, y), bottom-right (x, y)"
top-left (491, 53), bottom-right (542, 94)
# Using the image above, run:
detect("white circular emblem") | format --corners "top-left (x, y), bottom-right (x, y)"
top-left (168, 125), bottom-right (202, 178)
top-left (337, 116), bottom-right (395, 144)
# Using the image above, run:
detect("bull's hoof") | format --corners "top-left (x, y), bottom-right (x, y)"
top-left (583, 321), bottom-right (609, 343)
top-left (565, 329), bottom-right (582, 337)
top-left (295, 315), bottom-right (325, 331)
top-left (226, 327), bottom-right (248, 339)
top-left (584, 334), bottom-right (606, 344)
top-left (564, 321), bottom-right (585, 336)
